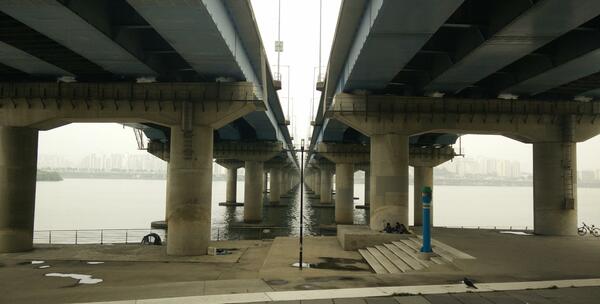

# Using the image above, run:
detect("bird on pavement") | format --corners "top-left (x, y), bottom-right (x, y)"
top-left (463, 277), bottom-right (478, 289)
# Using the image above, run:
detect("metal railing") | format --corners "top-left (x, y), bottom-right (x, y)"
top-left (33, 226), bottom-right (336, 245)
top-left (33, 229), bottom-right (167, 245)
top-left (437, 225), bottom-right (533, 231)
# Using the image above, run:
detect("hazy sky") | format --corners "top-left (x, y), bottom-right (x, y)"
top-left (37, 0), bottom-right (600, 172)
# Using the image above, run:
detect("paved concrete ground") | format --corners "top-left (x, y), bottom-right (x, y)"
top-left (2, 228), bottom-right (600, 303)
top-left (272, 286), bottom-right (600, 304)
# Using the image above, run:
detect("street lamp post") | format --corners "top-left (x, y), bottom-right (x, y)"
top-left (298, 139), bottom-right (305, 269)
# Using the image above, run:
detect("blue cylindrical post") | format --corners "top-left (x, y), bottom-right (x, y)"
top-left (420, 186), bottom-right (433, 253)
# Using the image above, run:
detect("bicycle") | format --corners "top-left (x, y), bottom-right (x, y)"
top-left (577, 222), bottom-right (600, 237)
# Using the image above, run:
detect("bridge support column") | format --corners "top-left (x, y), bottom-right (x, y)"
top-left (413, 166), bottom-right (433, 226)
top-left (263, 172), bottom-right (268, 194)
top-left (269, 167), bottom-right (282, 204)
top-left (370, 134), bottom-right (409, 231)
top-left (214, 142), bottom-right (282, 223)
top-left (335, 163), bottom-right (354, 224)
top-left (166, 125), bottom-right (213, 256)
top-left (226, 168), bottom-right (238, 203)
top-left (410, 146), bottom-right (455, 226)
top-left (364, 168), bottom-right (370, 206)
top-left (0, 127), bottom-right (38, 253)
top-left (533, 142), bottom-right (577, 236)
top-left (314, 170), bottom-right (321, 196)
top-left (244, 161), bottom-right (264, 222)
top-left (317, 143), bottom-right (369, 225)
top-left (320, 167), bottom-right (333, 204)
top-left (216, 160), bottom-right (244, 205)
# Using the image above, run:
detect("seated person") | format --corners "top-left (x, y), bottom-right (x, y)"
top-left (395, 222), bottom-right (408, 234)
top-left (384, 222), bottom-right (394, 233)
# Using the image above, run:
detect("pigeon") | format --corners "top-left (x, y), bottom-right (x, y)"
top-left (463, 277), bottom-right (477, 289)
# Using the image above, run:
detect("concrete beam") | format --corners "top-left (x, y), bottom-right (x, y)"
top-left (214, 141), bottom-right (283, 162)
top-left (0, 82), bottom-right (261, 130)
top-left (316, 143), bottom-right (369, 164)
top-left (409, 146), bottom-right (456, 168)
top-left (330, 93), bottom-right (600, 142)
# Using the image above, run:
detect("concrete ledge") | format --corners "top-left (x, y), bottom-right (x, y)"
top-left (218, 202), bottom-right (244, 207)
top-left (337, 225), bottom-right (411, 251)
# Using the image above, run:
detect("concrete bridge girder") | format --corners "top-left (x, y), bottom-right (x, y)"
top-left (0, 82), bottom-right (261, 131)
top-left (330, 93), bottom-right (600, 143)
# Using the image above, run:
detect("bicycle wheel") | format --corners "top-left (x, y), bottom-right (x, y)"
top-left (578, 227), bottom-right (587, 236)
top-left (592, 228), bottom-right (600, 237)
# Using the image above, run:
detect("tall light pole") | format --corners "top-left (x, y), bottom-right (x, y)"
top-left (299, 139), bottom-right (305, 269)
top-left (318, 0), bottom-right (322, 82)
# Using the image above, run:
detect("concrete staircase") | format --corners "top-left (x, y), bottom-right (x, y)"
top-left (358, 236), bottom-right (475, 274)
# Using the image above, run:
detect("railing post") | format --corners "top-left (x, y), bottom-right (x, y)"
top-left (125, 230), bottom-right (128, 244)
top-left (75, 230), bottom-right (78, 245)
top-left (101, 230), bottom-right (104, 245)
top-left (49, 231), bottom-right (52, 244)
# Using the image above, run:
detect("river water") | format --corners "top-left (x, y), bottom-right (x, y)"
top-left (34, 178), bottom-right (600, 238)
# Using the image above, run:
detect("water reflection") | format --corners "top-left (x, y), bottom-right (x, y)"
top-left (212, 186), bottom-right (369, 240)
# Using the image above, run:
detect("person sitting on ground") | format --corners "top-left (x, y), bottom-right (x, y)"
top-left (396, 223), bottom-right (408, 234)
top-left (384, 222), bottom-right (394, 233)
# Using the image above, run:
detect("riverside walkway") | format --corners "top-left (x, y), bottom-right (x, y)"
top-left (2, 228), bottom-right (600, 303)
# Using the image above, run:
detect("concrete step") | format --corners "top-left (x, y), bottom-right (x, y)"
top-left (399, 239), bottom-right (421, 252)
top-left (409, 237), bottom-right (453, 263)
top-left (383, 243), bottom-right (424, 271)
top-left (358, 249), bottom-right (388, 274)
top-left (431, 257), bottom-right (446, 265)
top-left (415, 235), bottom-right (476, 260)
top-left (367, 247), bottom-right (401, 273)
top-left (391, 241), bottom-right (433, 268)
top-left (375, 245), bottom-right (411, 272)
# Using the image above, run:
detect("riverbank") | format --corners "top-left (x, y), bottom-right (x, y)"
top-left (36, 170), bottom-right (63, 182)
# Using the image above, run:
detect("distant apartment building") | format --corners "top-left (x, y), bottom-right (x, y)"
top-left (441, 156), bottom-right (522, 178)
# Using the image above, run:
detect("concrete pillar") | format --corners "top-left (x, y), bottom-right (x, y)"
top-left (263, 172), bottom-right (268, 193)
top-left (165, 162), bottom-right (171, 221)
top-left (533, 142), bottom-right (577, 236)
top-left (315, 170), bottom-right (321, 196)
top-left (335, 163), bottom-right (354, 224)
top-left (370, 134), bottom-right (409, 230)
top-left (270, 167), bottom-right (282, 203)
top-left (244, 161), bottom-right (264, 222)
top-left (413, 166), bottom-right (433, 226)
top-left (226, 167), bottom-right (238, 203)
top-left (364, 169), bottom-right (370, 206)
top-left (320, 168), bottom-right (333, 204)
top-left (0, 127), bottom-right (38, 253)
top-left (166, 125), bottom-right (213, 256)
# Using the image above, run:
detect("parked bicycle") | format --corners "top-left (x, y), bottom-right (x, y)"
top-left (578, 222), bottom-right (600, 237)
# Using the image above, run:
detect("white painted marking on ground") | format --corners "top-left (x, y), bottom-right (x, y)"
top-left (38, 265), bottom-right (51, 269)
top-left (31, 260), bottom-right (44, 264)
top-left (500, 231), bottom-right (533, 236)
top-left (45, 273), bottom-right (103, 284)
top-left (86, 261), bottom-right (105, 265)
